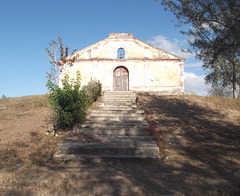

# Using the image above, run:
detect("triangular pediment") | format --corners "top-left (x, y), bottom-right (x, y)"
top-left (71, 33), bottom-right (184, 61)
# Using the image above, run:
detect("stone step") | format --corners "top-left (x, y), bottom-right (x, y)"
top-left (89, 106), bottom-right (137, 111)
top-left (96, 102), bottom-right (137, 107)
top-left (88, 110), bottom-right (144, 115)
top-left (102, 96), bottom-right (136, 99)
top-left (54, 154), bottom-right (159, 160)
top-left (88, 111), bottom-right (144, 118)
top-left (103, 94), bottom-right (136, 97)
top-left (73, 127), bottom-right (148, 136)
top-left (102, 97), bottom-right (136, 101)
top-left (76, 120), bottom-right (149, 129)
top-left (102, 92), bottom-right (136, 95)
top-left (104, 91), bottom-right (136, 94)
top-left (102, 92), bottom-right (136, 96)
top-left (97, 103), bottom-right (136, 107)
top-left (54, 136), bottom-right (160, 159)
top-left (87, 115), bottom-right (145, 121)
top-left (98, 99), bottom-right (136, 103)
top-left (102, 95), bottom-right (136, 99)
top-left (101, 98), bottom-right (136, 102)
top-left (54, 91), bottom-right (160, 160)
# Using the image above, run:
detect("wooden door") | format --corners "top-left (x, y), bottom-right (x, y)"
top-left (113, 66), bottom-right (129, 91)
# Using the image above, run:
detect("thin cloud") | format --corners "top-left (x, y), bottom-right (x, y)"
top-left (185, 61), bottom-right (203, 67)
top-left (148, 35), bottom-right (194, 59)
top-left (184, 72), bottom-right (209, 96)
top-left (148, 35), bottom-right (207, 95)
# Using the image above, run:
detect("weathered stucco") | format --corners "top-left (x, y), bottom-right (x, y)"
top-left (59, 33), bottom-right (185, 93)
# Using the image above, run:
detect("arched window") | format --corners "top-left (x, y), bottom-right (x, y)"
top-left (117, 48), bottom-right (125, 59)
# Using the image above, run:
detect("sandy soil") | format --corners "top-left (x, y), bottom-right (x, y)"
top-left (0, 94), bottom-right (240, 196)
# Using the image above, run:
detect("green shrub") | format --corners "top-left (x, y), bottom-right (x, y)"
top-left (46, 74), bottom-right (87, 131)
top-left (86, 80), bottom-right (102, 105)
top-left (46, 73), bottom-right (102, 132)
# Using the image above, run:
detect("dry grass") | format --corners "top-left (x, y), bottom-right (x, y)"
top-left (138, 93), bottom-right (240, 195)
top-left (0, 95), bottom-right (59, 170)
top-left (0, 94), bottom-right (240, 195)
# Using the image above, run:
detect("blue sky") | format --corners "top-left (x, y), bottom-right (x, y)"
top-left (0, 0), bottom-right (208, 97)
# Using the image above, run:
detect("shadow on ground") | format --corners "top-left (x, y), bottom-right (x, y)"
top-left (2, 94), bottom-right (240, 196)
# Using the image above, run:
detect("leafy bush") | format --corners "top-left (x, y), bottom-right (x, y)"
top-left (46, 74), bottom-right (87, 131)
top-left (46, 73), bottom-right (101, 132)
top-left (86, 80), bottom-right (102, 105)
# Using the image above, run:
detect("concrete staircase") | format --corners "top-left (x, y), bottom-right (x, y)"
top-left (54, 91), bottom-right (160, 159)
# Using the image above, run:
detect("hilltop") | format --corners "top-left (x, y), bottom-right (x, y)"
top-left (0, 94), bottom-right (239, 195)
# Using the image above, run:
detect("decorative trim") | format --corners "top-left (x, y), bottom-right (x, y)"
top-left (75, 59), bottom-right (182, 63)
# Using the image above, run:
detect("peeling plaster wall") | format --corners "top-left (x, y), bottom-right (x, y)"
top-left (61, 60), bottom-right (183, 92)
top-left (60, 33), bottom-right (185, 93)
top-left (76, 37), bottom-right (177, 60)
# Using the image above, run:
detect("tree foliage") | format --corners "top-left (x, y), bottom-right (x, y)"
top-left (208, 84), bottom-right (232, 97)
top-left (205, 56), bottom-right (239, 88)
top-left (0, 95), bottom-right (7, 99)
top-left (158, 0), bottom-right (240, 97)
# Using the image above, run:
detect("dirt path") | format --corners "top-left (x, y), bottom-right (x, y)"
top-left (0, 94), bottom-right (240, 195)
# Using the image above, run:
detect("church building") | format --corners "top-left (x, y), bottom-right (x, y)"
top-left (59, 33), bottom-right (185, 94)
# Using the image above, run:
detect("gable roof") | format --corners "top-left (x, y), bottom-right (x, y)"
top-left (134, 37), bottom-right (185, 60)
top-left (71, 33), bottom-right (185, 61)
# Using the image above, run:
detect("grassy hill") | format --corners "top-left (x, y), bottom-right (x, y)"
top-left (0, 94), bottom-right (239, 195)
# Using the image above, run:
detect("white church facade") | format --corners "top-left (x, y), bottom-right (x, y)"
top-left (59, 33), bottom-right (185, 94)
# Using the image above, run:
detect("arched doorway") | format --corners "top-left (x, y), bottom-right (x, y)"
top-left (113, 66), bottom-right (129, 91)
